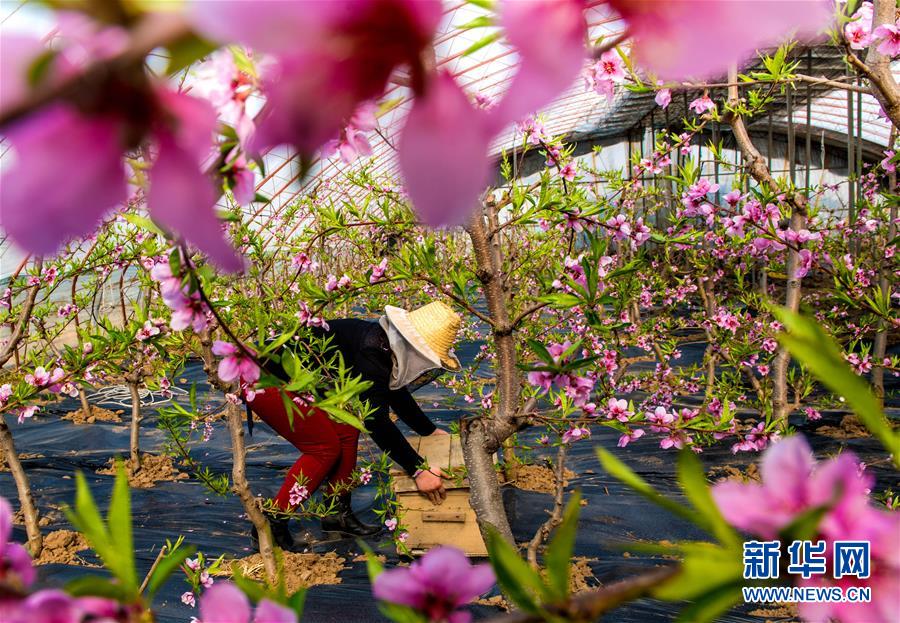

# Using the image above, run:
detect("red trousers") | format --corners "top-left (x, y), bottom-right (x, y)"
top-left (249, 387), bottom-right (359, 511)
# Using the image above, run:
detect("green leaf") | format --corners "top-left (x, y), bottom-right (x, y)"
top-left (65, 472), bottom-right (137, 595)
top-left (362, 545), bottom-right (426, 623)
top-left (166, 33), bottom-right (219, 76)
top-left (484, 526), bottom-right (544, 614)
top-left (674, 580), bottom-right (745, 623)
top-left (66, 576), bottom-right (136, 602)
top-left (772, 308), bottom-right (900, 467)
top-left (653, 542), bottom-right (742, 601)
top-left (146, 544), bottom-right (196, 599)
top-left (544, 491), bottom-right (582, 602)
top-left (463, 32), bottom-right (501, 57)
top-left (676, 451), bottom-right (740, 548)
top-left (231, 565), bottom-right (268, 602)
top-left (596, 448), bottom-right (701, 526)
top-left (123, 214), bottom-right (165, 237)
top-left (459, 15), bottom-right (493, 29)
top-left (107, 461), bottom-right (136, 589)
top-left (779, 503), bottom-right (830, 544)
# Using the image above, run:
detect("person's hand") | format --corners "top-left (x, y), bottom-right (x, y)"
top-left (431, 427), bottom-right (450, 436)
top-left (415, 468), bottom-right (449, 505)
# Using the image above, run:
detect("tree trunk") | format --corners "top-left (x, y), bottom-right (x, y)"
top-left (0, 259), bottom-right (42, 368)
top-left (727, 65), bottom-right (807, 427)
top-left (873, 155), bottom-right (897, 404)
top-left (127, 381), bottom-right (142, 469)
top-left (859, 0), bottom-right (900, 130)
top-left (772, 209), bottom-right (805, 426)
top-left (78, 388), bottom-right (92, 419)
top-left (225, 403), bottom-right (277, 582)
top-left (461, 418), bottom-right (514, 544)
top-left (0, 417), bottom-right (42, 556)
top-left (461, 204), bottom-right (522, 544)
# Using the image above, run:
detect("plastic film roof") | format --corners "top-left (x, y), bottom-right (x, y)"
top-left (0, 1), bottom-right (895, 245)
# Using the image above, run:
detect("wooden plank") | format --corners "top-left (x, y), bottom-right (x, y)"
top-left (448, 434), bottom-right (464, 467)
top-left (422, 512), bottom-right (465, 522)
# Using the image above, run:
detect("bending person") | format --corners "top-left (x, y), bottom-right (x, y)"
top-left (249, 301), bottom-right (461, 551)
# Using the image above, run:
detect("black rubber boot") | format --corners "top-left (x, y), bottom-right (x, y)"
top-left (321, 494), bottom-right (382, 538)
top-left (251, 512), bottom-right (315, 553)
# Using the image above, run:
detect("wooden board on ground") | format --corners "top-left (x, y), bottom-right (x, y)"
top-left (390, 434), bottom-right (488, 557)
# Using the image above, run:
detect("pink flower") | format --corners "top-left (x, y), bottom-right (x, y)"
top-left (373, 546), bottom-right (495, 623)
top-left (713, 436), bottom-right (899, 623)
top-left (617, 428), bottom-right (645, 447)
top-left (199, 582), bottom-right (296, 623)
top-left (688, 94), bottom-right (715, 115)
top-left (369, 258), bottom-right (388, 283)
top-left (559, 161), bottom-right (578, 182)
top-left (0, 105), bottom-right (127, 258)
top-left (608, 0), bottom-right (832, 79)
top-left (584, 50), bottom-right (625, 101)
top-left (192, 0), bottom-right (440, 159)
top-left (844, 2), bottom-right (874, 49)
top-left (322, 102), bottom-right (378, 165)
top-left (182, 592), bottom-right (196, 608)
top-left (0, 43), bottom-right (242, 270)
top-left (192, 48), bottom-right (256, 148)
top-left (398, 72), bottom-right (493, 227)
top-left (881, 149), bottom-right (896, 173)
top-left (225, 153), bottom-right (257, 206)
top-left (385, 518), bottom-right (398, 531)
top-left (655, 88), bottom-right (672, 109)
top-left (794, 248), bottom-right (814, 279)
top-left (211, 341), bottom-right (260, 385)
top-left (0, 496), bottom-right (36, 589)
top-left (873, 21), bottom-right (900, 57)
top-left (290, 252), bottom-right (317, 273)
top-left (562, 426), bottom-right (591, 444)
top-left (606, 397), bottom-right (632, 422)
top-left (490, 0), bottom-right (587, 128)
top-left (288, 483), bottom-right (309, 507)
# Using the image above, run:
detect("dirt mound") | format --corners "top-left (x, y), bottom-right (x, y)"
top-left (0, 449), bottom-right (44, 471)
top-left (219, 551), bottom-right (346, 592)
top-left (475, 556), bottom-right (597, 611)
top-left (569, 556), bottom-right (599, 593)
top-left (97, 454), bottom-right (188, 488)
top-left (748, 603), bottom-right (800, 621)
top-left (12, 509), bottom-right (56, 527)
top-left (62, 406), bottom-right (123, 424)
top-left (504, 464), bottom-right (576, 494)
top-left (710, 462), bottom-right (760, 483)
top-left (817, 415), bottom-right (870, 440)
top-left (34, 529), bottom-right (92, 566)
top-left (473, 595), bottom-right (511, 611)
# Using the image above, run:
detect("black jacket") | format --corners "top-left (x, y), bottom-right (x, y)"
top-left (280, 319), bottom-right (435, 475)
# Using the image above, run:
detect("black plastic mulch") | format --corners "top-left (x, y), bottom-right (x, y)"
top-left (2, 338), bottom-right (898, 623)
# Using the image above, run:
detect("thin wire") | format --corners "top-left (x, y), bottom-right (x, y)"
top-left (1, 0), bottom-right (30, 25)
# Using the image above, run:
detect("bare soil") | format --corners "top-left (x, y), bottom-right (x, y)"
top-left (748, 603), bottom-right (800, 621)
top-left (0, 449), bottom-right (43, 471)
top-left (62, 406), bottom-right (123, 424)
top-left (710, 462), bottom-right (761, 483)
top-left (96, 454), bottom-right (188, 488)
top-left (12, 508), bottom-right (57, 527)
top-left (504, 464), bottom-right (576, 494)
top-left (478, 555), bottom-right (598, 611)
top-left (817, 415), bottom-right (870, 440)
top-left (569, 556), bottom-right (599, 593)
top-left (33, 529), bottom-right (93, 566)
top-left (218, 551), bottom-right (346, 592)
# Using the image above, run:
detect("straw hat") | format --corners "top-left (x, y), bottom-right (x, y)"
top-left (384, 301), bottom-right (461, 371)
